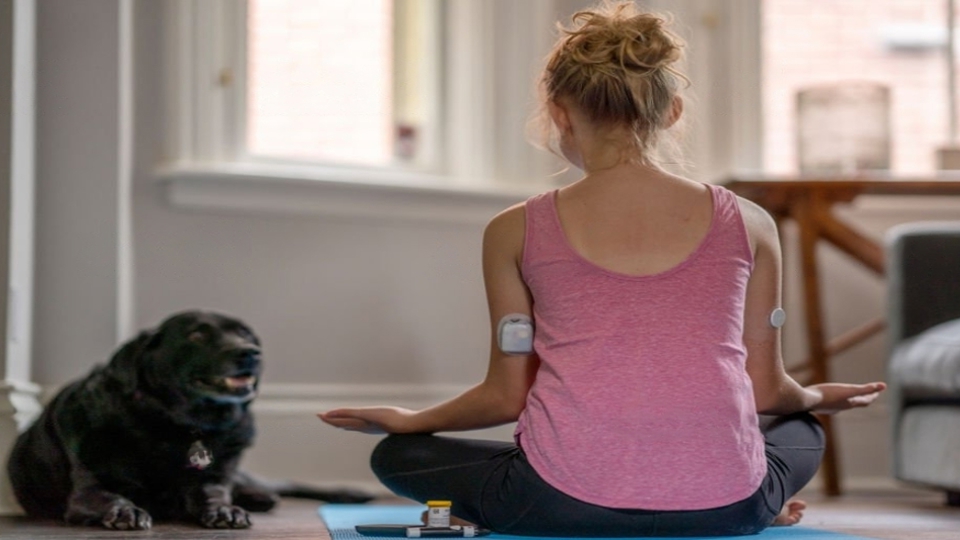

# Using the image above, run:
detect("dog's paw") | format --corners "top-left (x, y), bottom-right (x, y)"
top-left (200, 504), bottom-right (252, 528)
top-left (65, 499), bottom-right (153, 530)
top-left (101, 501), bottom-right (153, 530)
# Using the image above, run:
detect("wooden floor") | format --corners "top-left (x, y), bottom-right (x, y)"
top-left (0, 487), bottom-right (958, 539)
top-left (797, 486), bottom-right (960, 540)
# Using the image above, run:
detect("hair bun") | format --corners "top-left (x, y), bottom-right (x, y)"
top-left (536, 0), bottom-right (688, 160)
top-left (564, 2), bottom-right (682, 75)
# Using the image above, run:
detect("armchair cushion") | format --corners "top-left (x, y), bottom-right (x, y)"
top-left (897, 406), bottom-right (960, 489)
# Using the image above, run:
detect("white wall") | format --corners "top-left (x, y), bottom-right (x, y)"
top-left (33, 0), bottom-right (130, 384)
top-left (17, 0), bottom-right (960, 499)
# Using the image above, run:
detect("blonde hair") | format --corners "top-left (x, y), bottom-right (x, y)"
top-left (532, 1), bottom-right (688, 166)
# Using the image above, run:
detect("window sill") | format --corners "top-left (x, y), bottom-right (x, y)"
top-left (155, 162), bottom-right (555, 224)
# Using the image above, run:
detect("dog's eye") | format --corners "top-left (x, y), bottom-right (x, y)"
top-left (188, 331), bottom-right (206, 344)
top-left (235, 327), bottom-right (255, 342)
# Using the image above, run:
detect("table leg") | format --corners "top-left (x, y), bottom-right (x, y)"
top-left (794, 195), bottom-right (842, 496)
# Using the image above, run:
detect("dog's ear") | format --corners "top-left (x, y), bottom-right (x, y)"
top-left (104, 330), bottom-right (159, 395)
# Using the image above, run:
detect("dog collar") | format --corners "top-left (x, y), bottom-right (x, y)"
top-left (187, 440), bottom-right (213, 469)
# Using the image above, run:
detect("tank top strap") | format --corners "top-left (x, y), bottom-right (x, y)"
top-left (704, 183), bottom-right (754, 265)
top-left (522, 189), bottom-right (567, 268)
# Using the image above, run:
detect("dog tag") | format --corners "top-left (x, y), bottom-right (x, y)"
top-left (188, 440), bottom-right (213, 469)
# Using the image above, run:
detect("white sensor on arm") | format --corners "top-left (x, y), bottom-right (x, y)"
top-left (769, 308), bottom-right (786, 328)
top-left (497, 314), bottom-right (534, 355)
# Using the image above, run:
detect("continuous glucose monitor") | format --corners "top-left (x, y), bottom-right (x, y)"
top-left (497, 314), bottom-right (534, 355)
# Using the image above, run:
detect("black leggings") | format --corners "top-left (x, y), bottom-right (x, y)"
top-left (369, 413), bottom-right (824, 537)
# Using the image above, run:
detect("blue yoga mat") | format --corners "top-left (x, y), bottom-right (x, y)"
top-left (319, 504), bottom-right (878, 540)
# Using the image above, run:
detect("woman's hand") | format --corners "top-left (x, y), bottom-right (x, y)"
top-left (806, 382), bottom-right (887, 415)
top-left (318, 406), bottom-right (419, 435)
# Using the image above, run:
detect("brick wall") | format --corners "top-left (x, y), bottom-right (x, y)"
top-left (763, 0), bottom-right (953, 175)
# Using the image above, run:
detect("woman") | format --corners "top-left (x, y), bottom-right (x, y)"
top-left (320, 1), bottom-right (885, 536)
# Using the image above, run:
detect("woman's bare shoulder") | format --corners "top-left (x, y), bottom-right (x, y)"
top-left (483, 201), bottom-right (528, 254)
top-left (734, 195), bottom-right (779, 254)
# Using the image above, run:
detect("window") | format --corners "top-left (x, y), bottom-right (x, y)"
top-left (162, 0), bottom-right (558, 193)
top-left (246, 0), bottom-right (440, 169)
top-left (761, 0), bottom-right (956, 175)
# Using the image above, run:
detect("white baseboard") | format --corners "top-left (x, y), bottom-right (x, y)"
top-left (253, 382), bottom-right (470, 412)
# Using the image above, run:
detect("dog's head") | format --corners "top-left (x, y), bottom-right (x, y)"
top-left (107, 310), bottom-right (263, 421)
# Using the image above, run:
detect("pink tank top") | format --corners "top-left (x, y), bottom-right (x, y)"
top-left (515, 183), bottom-right (766, 511)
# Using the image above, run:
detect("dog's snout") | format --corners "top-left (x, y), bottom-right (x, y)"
top-left (238, 345), bottom-right (260, 356)
top-left (233, 347), bottom-right (261, 371)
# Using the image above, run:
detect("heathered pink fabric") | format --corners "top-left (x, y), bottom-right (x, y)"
top-left (515, 183), bottom-right (766, 511)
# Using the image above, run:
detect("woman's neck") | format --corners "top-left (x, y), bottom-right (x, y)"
top-left (579, 156), bottom-right (660, 181)
top-left (572, 159), bottom-right (695, 197)
top-left (575, 132), bottom-right (647, 173)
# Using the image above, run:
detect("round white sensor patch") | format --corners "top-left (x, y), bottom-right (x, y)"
top-left (769, 308), bottom-right (787, 329)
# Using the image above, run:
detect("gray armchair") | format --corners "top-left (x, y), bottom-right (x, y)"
top-left (887, 222), bottom-right (960, 506)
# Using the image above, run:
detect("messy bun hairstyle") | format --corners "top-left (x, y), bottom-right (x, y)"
top-left (535, 1), bottom-right (688, 163)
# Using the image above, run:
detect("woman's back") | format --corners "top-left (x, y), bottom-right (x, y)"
top-left (555, 168), bottom-right (714, 277)
top-left (517, 179), bottom-right (766, 510)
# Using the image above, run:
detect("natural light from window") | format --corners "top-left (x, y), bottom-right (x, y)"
top-left (246, 0), bottom-right (396, 167)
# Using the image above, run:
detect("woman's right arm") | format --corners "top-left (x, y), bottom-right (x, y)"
top-left (738, 197), bottom-right (885, 416)
top-left (318, 203), bottom-right (540, 434)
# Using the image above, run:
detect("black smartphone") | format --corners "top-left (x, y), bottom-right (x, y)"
top-left (355, 524), bottom-right (492, 537)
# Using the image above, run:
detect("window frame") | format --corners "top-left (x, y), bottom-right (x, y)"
top-left (159, 0), bottom-right (561, 219)
top-left (162, 0), bottom-right (246, 164)
top-left (241, 0), bottom-right (443, 172)
top-left (640, 0), bottom-right (763, 180)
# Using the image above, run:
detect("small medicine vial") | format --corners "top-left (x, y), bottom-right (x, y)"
top-left (426, 500), bottom-right (452, 528)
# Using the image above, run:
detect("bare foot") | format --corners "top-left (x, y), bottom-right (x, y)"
top-left (772, 499), bottom-right (806, 526)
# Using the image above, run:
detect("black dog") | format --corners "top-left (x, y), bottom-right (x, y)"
top-left (7, 310), bottom-right (371, 530)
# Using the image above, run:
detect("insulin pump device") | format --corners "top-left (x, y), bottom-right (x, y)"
top-left (497, 313), bottom-right (534, 355)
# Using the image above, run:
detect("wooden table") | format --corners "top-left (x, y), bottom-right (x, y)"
top-left (724, 178), bottom-right (960, 496)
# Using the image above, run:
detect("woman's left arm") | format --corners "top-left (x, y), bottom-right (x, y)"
top-left (738, 197), bottom-right (884, 415)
